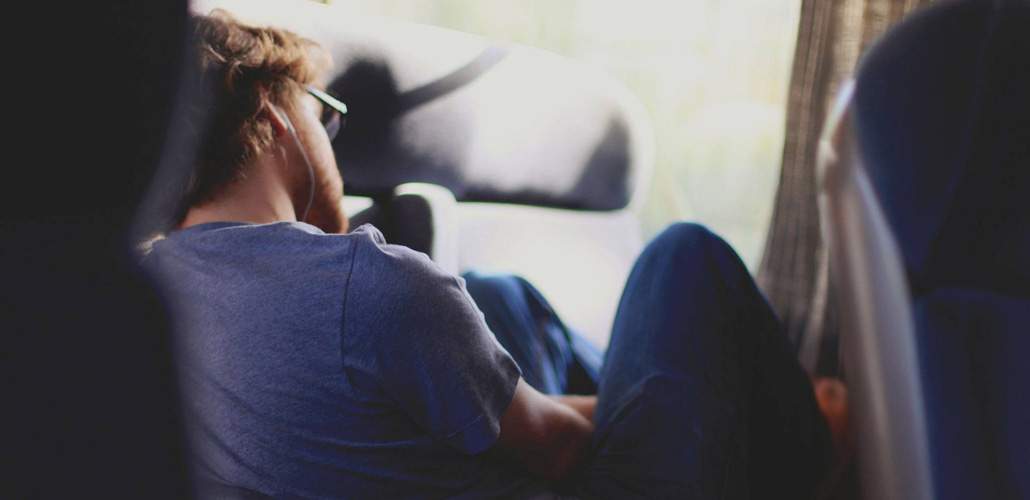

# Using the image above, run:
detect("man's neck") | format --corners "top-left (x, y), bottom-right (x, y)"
top-left (180, 157), bottom-right (299, 229)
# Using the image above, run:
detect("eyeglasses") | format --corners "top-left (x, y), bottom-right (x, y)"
top-left (306, 85), bottom-right (348, 141)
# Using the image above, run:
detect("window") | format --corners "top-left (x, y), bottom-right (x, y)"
top-left (326, 0), bottom-right (800, 269)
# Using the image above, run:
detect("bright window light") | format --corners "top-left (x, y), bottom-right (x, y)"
top-left (325, 0), bottom-right (801, 269)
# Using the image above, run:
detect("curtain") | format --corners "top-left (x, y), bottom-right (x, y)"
top-left (758, 0), bottom-right (934, 375)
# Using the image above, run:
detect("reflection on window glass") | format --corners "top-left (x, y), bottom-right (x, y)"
top-left (325, 0), bottom-right (800, 269)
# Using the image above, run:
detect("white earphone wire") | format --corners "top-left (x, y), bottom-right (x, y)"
top-left (276, 106), bottom-right (316, 223)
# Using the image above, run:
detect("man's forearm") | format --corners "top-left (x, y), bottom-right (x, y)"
top-left (551, 395), bottom-right (597, 422)
top-left (540, 402), bottom-right (594, 481)
top-left (496, 380), bottom-right (595, 482)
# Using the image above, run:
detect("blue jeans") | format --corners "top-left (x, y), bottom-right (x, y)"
top-left (463, 223), bottom-right (831, 499)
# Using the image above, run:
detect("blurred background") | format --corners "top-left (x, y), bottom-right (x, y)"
top-left (312, 0), bottom-right (800, 269)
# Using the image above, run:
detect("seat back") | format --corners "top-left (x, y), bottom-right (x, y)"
top-left (6, 0), bottom-right (197, 497)
top-left (820, 1), bottom-right (1030, 498)
top-left (818, 83), bottom-right (933, 500)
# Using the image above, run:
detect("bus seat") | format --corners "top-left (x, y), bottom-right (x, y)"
top-left (6, 0), bottom-right (196, 497)
top-left (819, 1), bottom-right (1030, 499)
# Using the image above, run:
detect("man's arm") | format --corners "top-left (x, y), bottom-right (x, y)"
top-left (551, 394), bottom-right (596, 422)
top-left (493, 379), bottom-right (594, 482)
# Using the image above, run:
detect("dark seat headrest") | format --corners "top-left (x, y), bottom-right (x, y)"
top-left (853, 0), bottom-right (1030, 297)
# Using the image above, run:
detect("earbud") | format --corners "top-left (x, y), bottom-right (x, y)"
top-left (274, 106), bottom-right (294, 133)
top-left (272, 105), bottom-right (316, 224)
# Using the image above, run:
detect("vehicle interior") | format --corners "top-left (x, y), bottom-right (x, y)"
top-left (6, 0), bottom-right (1027, 498)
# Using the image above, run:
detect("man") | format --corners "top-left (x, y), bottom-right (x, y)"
top-left (146, 12), bottom-right (831, 499)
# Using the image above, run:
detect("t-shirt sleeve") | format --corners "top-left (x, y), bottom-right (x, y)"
top-left (342, 226), bottom-right (521, 455)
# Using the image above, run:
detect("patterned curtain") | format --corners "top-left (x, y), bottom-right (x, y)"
top-left (758, 0), bottom-right (934, 375)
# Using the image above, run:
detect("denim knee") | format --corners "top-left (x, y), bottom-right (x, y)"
top-left (655, 222), bottom-right (716, 246)
top-left (646, 222), bottom-right (726, 260)
top-left (635, 222), bottom-right (753, 289)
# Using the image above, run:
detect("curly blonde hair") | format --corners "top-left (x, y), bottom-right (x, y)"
top-left (185, 10), bottom-right (329, 213)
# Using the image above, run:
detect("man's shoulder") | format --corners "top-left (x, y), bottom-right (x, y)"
top-left (348, 224), bottom-right (432, 268)
top-left (157, 221), bottom-right (357, 253)
top-left (146, 221), bottom-right (365, 282)
top-left (343, 225), bottom-right (477, 326)
top-left (347, 223), bottom-right (450, 292)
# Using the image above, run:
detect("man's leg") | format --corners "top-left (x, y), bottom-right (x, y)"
top-left (462, 271), bottom-right (602, 395)
top-left (576, 223), bottom-right (831, 499)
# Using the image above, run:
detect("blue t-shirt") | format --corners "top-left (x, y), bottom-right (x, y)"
top-left (145, 221), bottom-right (547, 498)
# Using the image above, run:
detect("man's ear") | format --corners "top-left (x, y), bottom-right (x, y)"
top-left (263, 103), bottom-right (290, 137)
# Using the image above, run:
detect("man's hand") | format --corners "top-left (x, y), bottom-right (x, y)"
top-left (493, 379), bottom-right (594, 482)
top-left (305, 199), bottom-right (348, 234)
